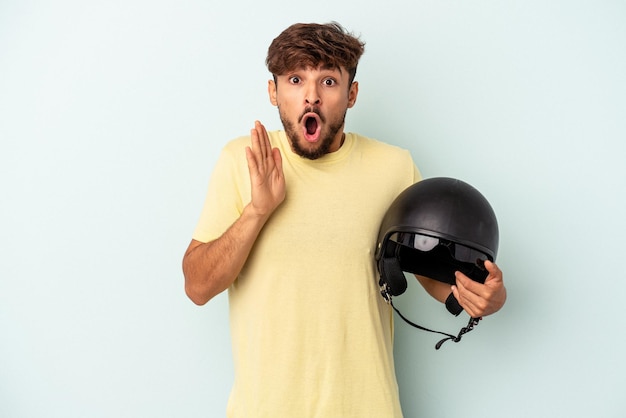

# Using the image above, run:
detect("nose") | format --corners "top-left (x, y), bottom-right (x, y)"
top-left (305, 83), bottom-right (321, 105)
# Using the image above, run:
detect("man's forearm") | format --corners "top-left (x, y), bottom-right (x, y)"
top-left (415, 274), bottom-right (452, 304)
top-left (182, 204), bottom-right (270, 305)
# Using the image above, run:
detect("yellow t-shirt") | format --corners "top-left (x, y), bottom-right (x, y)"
top-left (193, 131), bottom-right (421, 418)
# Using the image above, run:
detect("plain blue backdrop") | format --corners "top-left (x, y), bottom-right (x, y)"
top-left (1, 1), bottom-right (625, 417)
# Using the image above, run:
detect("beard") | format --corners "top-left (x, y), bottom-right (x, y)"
top-left (278, 106), bottom-right (346, 160)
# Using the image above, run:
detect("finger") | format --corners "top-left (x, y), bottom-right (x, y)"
top-left (254, 120), bottom-right (268, 161)
top-left (484, 260), bottom-right (503, 284)
top-left (454, 272), bottom-right (485, 315)
top-left (245, 146), bottom-right (259, 175)
top-left (248, 123), bottom-right (265, 175)
top-left (452, 281), bottom-right (481, 318)
top-left (257, 121), bottom-right (272, 161)
top-left (454, 270), bottom-right (478, 294)
top-left (451, 282), bottom-right (477, 318)
top-left (272, 147), bottom-right (283, 175)
top-left (451, 284), bottom-right (460, 303)
top-left (250, 125), bottom-right (262, 163)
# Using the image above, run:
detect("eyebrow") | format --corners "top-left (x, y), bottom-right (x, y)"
top-left (283, 65), bottom-right (344, 75)
top-left (319, 64), bottom-right (344, 75)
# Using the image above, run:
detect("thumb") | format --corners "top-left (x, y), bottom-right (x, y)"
top-left (483, 260), bottom-right (503, 285)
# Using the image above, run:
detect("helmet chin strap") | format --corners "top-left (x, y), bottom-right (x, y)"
top-left (381, 284), bottom-right (481, 350)
top-left (378, 247), bottom-right (482, 349)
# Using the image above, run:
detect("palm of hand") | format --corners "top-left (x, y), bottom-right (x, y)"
top-left (246, 121), bottom-right (286, 218)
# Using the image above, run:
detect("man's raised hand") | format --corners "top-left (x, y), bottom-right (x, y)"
top-left (245, 121), bottom-right (286, 219)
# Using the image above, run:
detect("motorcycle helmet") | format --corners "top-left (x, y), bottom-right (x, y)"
top-left (375, 177), bottom-right (499, 348)
top-left (376, 177), bottom-right (499, 297)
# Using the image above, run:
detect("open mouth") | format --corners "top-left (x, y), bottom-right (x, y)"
top-left (306, 117), bottom-right (317, 135)
top-left (302, 113), bottom-right (321, 142)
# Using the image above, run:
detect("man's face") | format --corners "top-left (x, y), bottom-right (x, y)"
top-left (268, 66), bottom-right (358, 160)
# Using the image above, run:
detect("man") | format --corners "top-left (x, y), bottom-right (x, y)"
top-left (183, 22), bottom-right (506, 417)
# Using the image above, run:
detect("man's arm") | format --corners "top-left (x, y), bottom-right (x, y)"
top-left (415, 274), bottom-right (452, 304)
top-left (182, 121), bottom-right (285, 305)
top-left (415, 260), bottom-right (506, 317)
top-left (183, 205), bottom-right (271, 305)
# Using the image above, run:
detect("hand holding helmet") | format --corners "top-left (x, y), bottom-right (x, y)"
top-left (452, 260), bottom-right (506, 319)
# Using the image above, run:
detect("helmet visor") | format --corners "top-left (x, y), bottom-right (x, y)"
top-left (388, 232), bottom-right (492, 284)
top-left (389, 232), bottom-right (491, 265)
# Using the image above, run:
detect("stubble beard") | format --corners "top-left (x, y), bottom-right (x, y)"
top-left (279, 106), bottom-right (347, 160)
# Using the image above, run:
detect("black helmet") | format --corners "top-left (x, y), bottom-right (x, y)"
top-left (376, 177), bottom-right (499, 298)
top-left (375, 177), bottom-right (499, 348)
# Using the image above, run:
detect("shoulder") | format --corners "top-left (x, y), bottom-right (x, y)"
top-left (221, 135), bottom-right (251, 155)
top-left (351, 132), bottom-right (409, 151)
top-left (348, 132), bottom-right (421, 185)
top-left (208, 135), bottom-right (252, 179)
top-left (221, 131), bottom-right (285, 153)
top-left (349, 132), bottom-right (414, 163)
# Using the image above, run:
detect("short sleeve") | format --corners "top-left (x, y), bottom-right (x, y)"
top-left (191, 140), bottom-right (249, 243)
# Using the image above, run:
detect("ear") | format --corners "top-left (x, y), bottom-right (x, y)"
top-left (347, 81), bottom-right (359, 108)
top-left (268, 79), bottom-right (278, 106)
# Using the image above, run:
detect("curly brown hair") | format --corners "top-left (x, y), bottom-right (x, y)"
top-left (266, 22), bottom-right (365, 85)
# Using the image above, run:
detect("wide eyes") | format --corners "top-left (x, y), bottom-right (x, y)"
top-left (287, 76), bottom-right (337, 87)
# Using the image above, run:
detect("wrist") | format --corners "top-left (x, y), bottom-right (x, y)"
top-left (242, 203), bottom-right (273, 225)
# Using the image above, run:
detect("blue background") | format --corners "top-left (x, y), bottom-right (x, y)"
top-left (1, 1), bottom-right (625, 416)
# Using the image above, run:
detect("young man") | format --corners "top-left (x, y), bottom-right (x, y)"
top-left (183, 22), bottom-right (506, 417)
